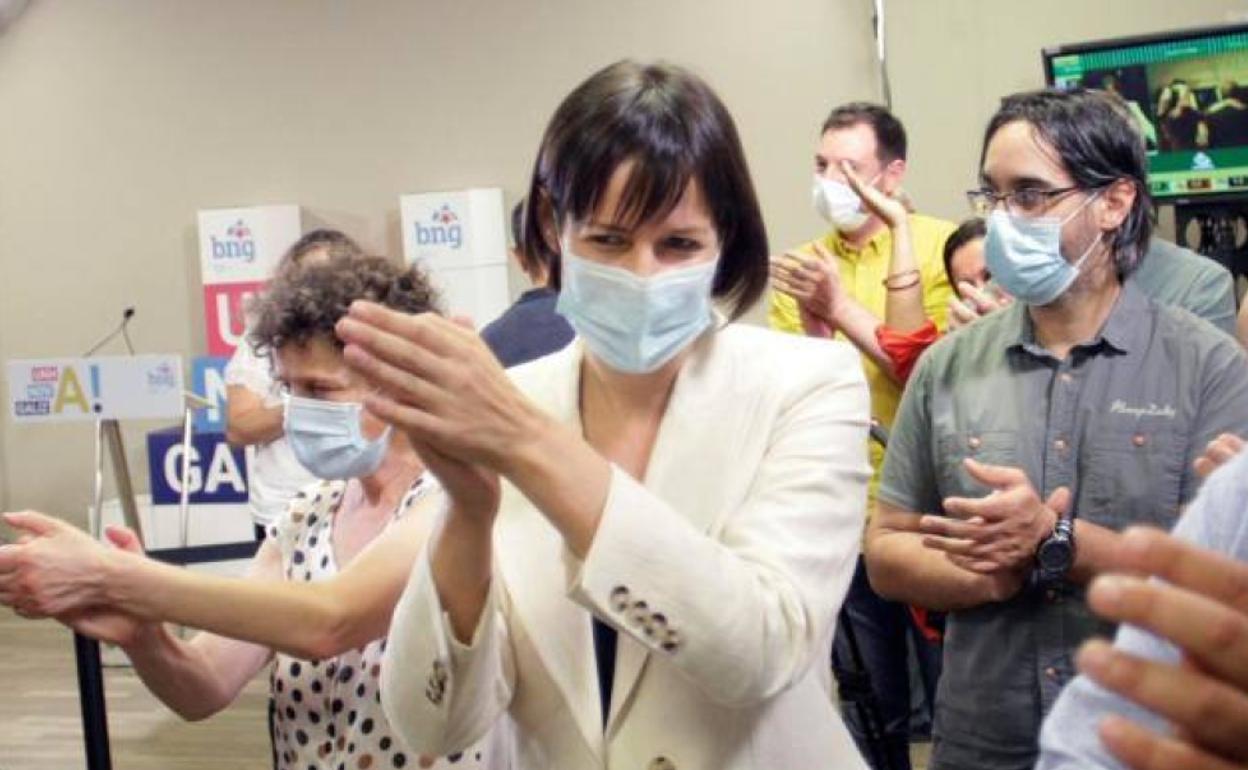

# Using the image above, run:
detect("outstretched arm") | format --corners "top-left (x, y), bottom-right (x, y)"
top-left (0, 498), bottom-right (438, 661)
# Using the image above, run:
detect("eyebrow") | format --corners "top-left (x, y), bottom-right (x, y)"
top-left (585, 221), bottom-right (631, 233)
top-left (979, 172), bottom-right (1063, 190)
top-left (585, 221), bottom-right (713, 237)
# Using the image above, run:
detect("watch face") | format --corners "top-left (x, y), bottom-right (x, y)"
top-left (1038, 539), bottom-right (1073, 571)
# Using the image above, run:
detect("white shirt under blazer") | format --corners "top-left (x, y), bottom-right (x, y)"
top-left (381, 323), bottom-right (873, 770)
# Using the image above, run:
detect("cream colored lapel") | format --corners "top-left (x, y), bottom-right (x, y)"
top-left (605, 327), bottom-right (750, 735)
top-left (495, 341), bottom-right (606, 761)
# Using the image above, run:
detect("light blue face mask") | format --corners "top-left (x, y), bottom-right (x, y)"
top-left (284, 395), bottom-right (392, 480)
top-left (983, 192), bottom-right (1103, 306)
top-left (555, 248), bottom-right (718, 374)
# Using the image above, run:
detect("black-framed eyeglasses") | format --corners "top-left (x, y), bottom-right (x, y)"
top-left (966, 186), bottom-right (1085, 218)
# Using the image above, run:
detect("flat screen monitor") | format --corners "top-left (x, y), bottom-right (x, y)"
top-left (1044, 23), bottom-right (1248, 203)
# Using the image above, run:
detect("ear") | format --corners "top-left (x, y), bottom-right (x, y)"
top-left (880, 158), bottom-right (907, 193)
top-left (1096, 178), bottom-right (1137, 233)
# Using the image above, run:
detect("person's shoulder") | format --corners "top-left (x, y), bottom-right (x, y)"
top-left (711, 323), bottom-right (866, 393)
top-left (1151, 296), bottom-right (1240, 351)
top-left (924, 302), bottom-right (1018, 366)
top-left (716, 321), bottom-right (855, 360)
top-left (906, 211), bottom-right (957, 232)
top-left (269, 479), bottom-right (343, 544)
top-left (1140, 237), bottom-right (1231, 283)
top-left (479, 300), bottom-right (525, 342)
top-left (504, 341), bottom-right (580, 398)
top-left (786, 231), bottom-right (837, 258)
top-left (287, 479), bottom-right (342, 516)
top-left (906, 212), bottom-right (958, 261)
top-left (907, 212), bottom-right (958, 239)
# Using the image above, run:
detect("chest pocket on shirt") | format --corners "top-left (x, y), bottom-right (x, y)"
top-left (1079, 422), bottom-right (1184, 530)
top-left (935, 430), bottom-right (1021, 503)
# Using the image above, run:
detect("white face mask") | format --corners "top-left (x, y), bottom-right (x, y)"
top-left (555, 247), bottom-right (717, 374)
top-left (811, 173), bottom-right (879, 232)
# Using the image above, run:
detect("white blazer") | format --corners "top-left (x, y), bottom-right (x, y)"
top-left (381, 323), bottom-right (872, 770)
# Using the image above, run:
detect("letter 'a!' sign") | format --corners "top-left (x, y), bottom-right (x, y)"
top-left (197, 204), bottom-right (301, 356)
top-left (7, 355), bottom-right (184, 422)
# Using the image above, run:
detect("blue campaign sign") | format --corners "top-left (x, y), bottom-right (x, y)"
top-left (147, 427), bottom-right (249, 505)
top-left (191, 356), bottom-right (230, 432)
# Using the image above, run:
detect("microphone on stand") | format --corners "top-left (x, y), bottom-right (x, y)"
top-left (82, 307), bottom-right (137, 357)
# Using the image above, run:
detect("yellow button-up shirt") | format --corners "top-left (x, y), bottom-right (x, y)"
top-left (768, 213), bottom-right (956, 503)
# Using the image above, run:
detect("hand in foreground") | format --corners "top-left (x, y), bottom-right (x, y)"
top-left (336, 309), bottom-right (516, 520)
top-left (1077, 527), bottom-right (1248, 770)
top-left (1194, 433), bottom-right (1244, 479)
top-left (0, 511), bottom-right (118, 618)
top-left (61, 526), bottom-right (152, 647)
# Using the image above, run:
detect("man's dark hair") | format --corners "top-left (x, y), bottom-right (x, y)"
top-left (278, 229), bottom-right (366, 269)
top-left (521, 59), bottom-right (769, 319)
top-left (981, 88), bottom-right (1153, 276)
top-left (942, 217), bottom-right (987, 290)
top-left (251, 255), bottom-right (439, 358)
top-left (821, 102), bottom-right (907, 163)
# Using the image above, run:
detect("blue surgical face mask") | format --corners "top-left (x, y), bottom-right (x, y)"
top-left (284, 395), bottom-right (391, 480)
top-left (983, 192), bottom-right (1103, 306)
top-left (556, 247), bottom-right (717, 374)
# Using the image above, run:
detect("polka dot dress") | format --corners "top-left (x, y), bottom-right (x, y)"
top-left (266, 474), bottom-right (498, 770)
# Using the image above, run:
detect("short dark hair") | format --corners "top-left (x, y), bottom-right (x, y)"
top-left (942, 217), bottom-right (987, 287)
top-left (509, 201), bottom-right (524, 249)
top-left (521, 59), bottom-right (769, 319)
top-left (250, 255), bottom-right (439, 358)
top-left (279, 229), bottom-right (366, 269)
top-left (821, 102), bottom-right (907, 163)
top-left (981, 88), bottom-right (1153, 276)
top-left (509, 199), bottom-right (547, 278)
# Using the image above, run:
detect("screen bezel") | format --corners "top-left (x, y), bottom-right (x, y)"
top-left (1042, 22), bottom-right (1248, 205)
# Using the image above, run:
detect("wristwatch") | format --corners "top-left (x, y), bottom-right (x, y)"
top-left (1033, 515), bottom-right (1077, 587)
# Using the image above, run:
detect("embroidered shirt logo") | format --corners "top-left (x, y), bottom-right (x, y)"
top-left (1110, 400), bottom-right (1176, 419)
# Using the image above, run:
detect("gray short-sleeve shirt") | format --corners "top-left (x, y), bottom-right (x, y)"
top-left (1130, 237), bottom-right (1237, 336)
top-left (879, 281), bottom-right (1248, 770)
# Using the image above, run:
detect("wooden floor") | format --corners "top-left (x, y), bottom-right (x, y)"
top-left (0, 608), bottom-right (270, 769)
top-left (0, 607), bottom-right (931, 769)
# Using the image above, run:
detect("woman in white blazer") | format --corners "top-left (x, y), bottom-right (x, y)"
top-left (335, 60), bottom-right (873, 770)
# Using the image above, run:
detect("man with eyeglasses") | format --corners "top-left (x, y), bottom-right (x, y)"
top-left (946, 136), bottom-right (1235, 335)
top-left (864, 88), bottom-right (1248, 770)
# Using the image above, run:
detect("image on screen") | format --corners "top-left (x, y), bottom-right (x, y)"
top-left (1046, 25), bottom-right (1248, 201)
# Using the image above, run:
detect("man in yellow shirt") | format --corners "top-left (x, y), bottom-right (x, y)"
top-left (770, 102), bottom-right (954, 770)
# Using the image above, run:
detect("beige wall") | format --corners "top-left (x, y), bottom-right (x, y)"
top-left (0, 0), bottom-right (879, 522)
top-left (1, 0), bottom-right (1244, 523)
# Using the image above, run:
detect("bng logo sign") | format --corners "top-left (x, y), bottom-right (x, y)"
top-left (414, 204), bottom-right (463, 249)
top-left (210, 219), bottom-right (256, 263)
